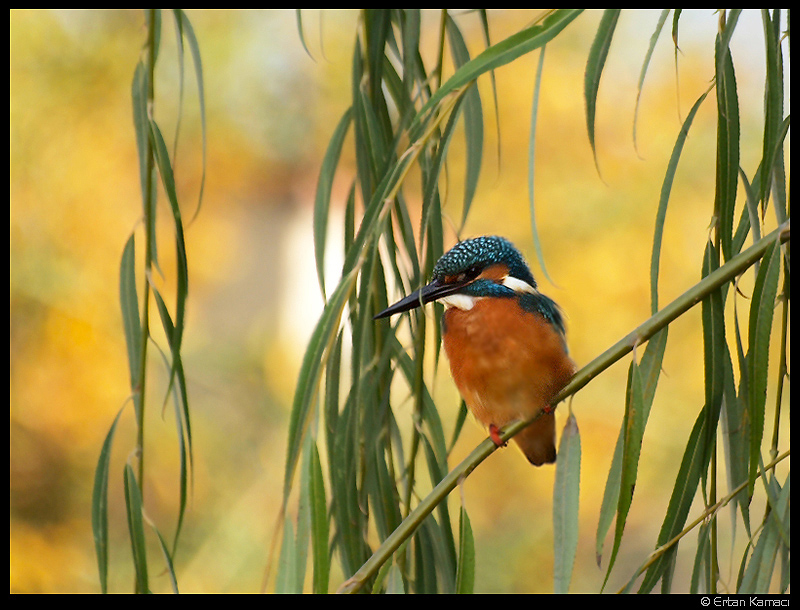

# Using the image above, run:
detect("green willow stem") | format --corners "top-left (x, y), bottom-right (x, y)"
top-left (136, 8), bottom-right (158, 497)
top-left (769, 267), bottom-right (789, 457)
top-left (337, 220), bottom-right (790, 594)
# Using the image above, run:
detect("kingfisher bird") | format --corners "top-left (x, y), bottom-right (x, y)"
top-left (375, 236), bottom-right (576, 465)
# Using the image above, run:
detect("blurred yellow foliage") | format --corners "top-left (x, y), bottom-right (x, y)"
top-left (10, 9), bottom-right (787, 592)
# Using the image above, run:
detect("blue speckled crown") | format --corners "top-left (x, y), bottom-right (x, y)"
top-left (433, 236), bottom-right (537, 289)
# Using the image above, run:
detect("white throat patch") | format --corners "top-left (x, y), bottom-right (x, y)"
top-left (501, 275), bottom-right (537, 294)
top-left (439, 293), bottom-right (479, 311)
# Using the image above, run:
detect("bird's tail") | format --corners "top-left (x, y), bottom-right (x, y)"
top-left (513, 412), bottom-right (556, 466)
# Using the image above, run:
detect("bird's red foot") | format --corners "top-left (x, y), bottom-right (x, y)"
top-left (543, 404), bottom-right (555, 415)
top-left (489, 424), bottom-right (507, 448)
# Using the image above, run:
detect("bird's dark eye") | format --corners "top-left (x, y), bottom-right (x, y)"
top-left (447, 266), bottom-right (482, 284)
top-left (456, 265), bottom-right (481, 283)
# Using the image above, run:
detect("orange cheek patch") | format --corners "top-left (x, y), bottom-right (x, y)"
top-left (476, 263), bottom-right (510, 282)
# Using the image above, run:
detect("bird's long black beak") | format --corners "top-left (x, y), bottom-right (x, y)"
top-left (374, 277), bottom-right (468, 319)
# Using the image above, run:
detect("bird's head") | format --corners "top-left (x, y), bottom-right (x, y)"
top-left (374, 236), bottom-right (538, 318)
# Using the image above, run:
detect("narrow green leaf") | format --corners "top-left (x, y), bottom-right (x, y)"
top-left (739, 473), bottom-right (790, 593)
top-left (146, 9), bottom-right (162, 63)
top-left (769, 121), bottom-right (789, 224)
top-left (295, 9), bottom-right (314, 60)
top-left (602, 355), bottom-right (645, 589)
top-left (362, 9), bottom-right (391, 105)
top-left (131, 63), bottom-right (151, 215)
top-left (714, 35), bottom-right (740, 261)
top-left (392, 187), bottom-right (420, 282)
top-left (650, 88), bottom-right (711, 314)
top-left (332, 392), bottom-right (371, 580)
top-left (275, 514), bottom-right (297, 593)
top-left (119, 234), bottom-right (141, 391)
top-left (150, 286), bottom-right (193, 554)
top-left (399, 9), bottom-right (421, 109)
top-left (148, 119), bottom-right (182, 222)
top-left (553, 411), bottom-right (581, 594)
top-left (594, 326), bottom-right (669, 569)
top-left (417, 431), bottom-right (457, 583)
top-left (447, 401), bottom-right (469, 456)
top-left (597, 327), bottom-right (667, 567)
top-left (92, 406), bottom-right (126, 594)
top-left (366, 425), bottom-right (402, 543)
top-left (633, 10), bottom-right (670, 156)
top-left (528, 45), bottom-right (555, 284)
top-left (718, 333), bottom-right (747, 519)
top-left (148, 119), bottom-right (189, 367)
top-left (671, 10), bottom-right (682, 55)
top-left (314, 107), bottom-right (353, 297)
top-left (131, 59), bottom-right (160, 274)
top-left (293, 440), bottom-right (312, 593)
top-left (445, 15), bottom-right (483, 229)
top-left (418, 384), bottom-right (449, 471)
top-left (413, 518), bottom-right (442, 593)
top-left (599, 329), bottom-right (668, 581)
top-left (149, 524), bottom-right (179, 593)
top-left (350, 45), bottom-right (375, 206)
top-left (758, 10), bottom-right (784, 212)
top-left (169, 10), bottom-right (186, 162)
top-left (477, 9), bottom-right (502, 169)
top-left (737, 167), bottom-right (760, 247)
top-left (595, 428), bottom-right (623, 569)
top-left (701, 241), bottom-right (726, 459)
top-left (715, 10), bottom-right (742, 76)
top-left (307, 440), bottom-right (330, 593)
top-left (746, 239), bottom-right (781, 494)
top-left (432, 10), bottom-right (448, 91)
top-left (584, 9), bottom-right (620, 175)
top-left (756, 462), bottom-right (790, 549)
top-left (773, 472), bottom-right (791, 567)
top-left (690, 521), bottom-right (713, 593)
top-left (329, 400), bottom-right (359, 577)
top-left (123, 463), bottom-right (149, 593)
top-left (639, 328), bottom-right (670, 406)
top-left (455, 507), bottom-right (475, 594)
top-left (731, 291), bottom-right (754, 534)
top-left (322, 331), bottom-right (342, 486)
top-left (419, 93), bottom-right (466, 241)
top-left (361, 332), bottom-right (401, 548)
top-left (172, 9), bottom-right (207, 223)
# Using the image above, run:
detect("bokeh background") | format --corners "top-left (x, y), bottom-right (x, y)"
top-left (10, 9), bottom-right (789, 593)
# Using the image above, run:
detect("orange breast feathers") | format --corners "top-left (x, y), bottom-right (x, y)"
top-left (442, 297), bottom-right (576, 465)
